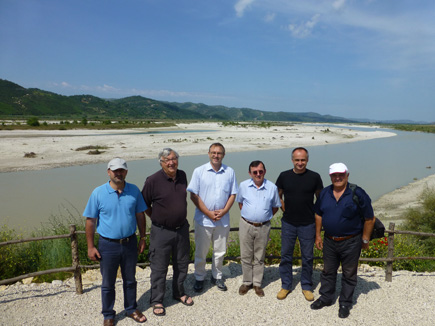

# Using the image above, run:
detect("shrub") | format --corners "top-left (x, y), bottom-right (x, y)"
top-left (26, 117), bottom-right (40, 127)
top-left (400, 188), bottom-right (435, 254)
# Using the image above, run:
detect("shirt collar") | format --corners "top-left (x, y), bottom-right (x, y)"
top-left (106, 181), bottom-right (128, 193)
top-left (248, 178), bottom-right (267, 189)
top-left (206, 161), bottom-right (225, 173)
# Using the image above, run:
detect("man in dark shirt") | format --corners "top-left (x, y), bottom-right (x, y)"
top-left (141, 148), bottom-right (193, 317)
top-left (275, 147), bottom-right (323, 301)
top-left (311, 163), bottom-right (375, 318)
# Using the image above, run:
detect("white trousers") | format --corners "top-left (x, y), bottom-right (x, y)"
top-left (194, 222), bottom-right (230, 280)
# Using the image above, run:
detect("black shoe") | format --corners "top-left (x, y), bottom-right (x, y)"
top-left (211, 276), bottom-right (227, 291)
top-left (193, 280), bottom-right (204, 292)
top-left (338, 305), bottom-right (350, 318)
top-left (310, 298), bottom-right (332, 310)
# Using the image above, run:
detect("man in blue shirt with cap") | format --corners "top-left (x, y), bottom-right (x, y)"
top-left (84, 158), bottom-right (147, 326)
top-left (311, 162), bottom-right (375, 319)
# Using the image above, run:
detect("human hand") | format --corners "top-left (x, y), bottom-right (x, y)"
top-left (214, 210), bottom-right (223, 221)
top-left (138, 238), bottom-right (146, 254)
top-left (314, 236), bottom-right (323, 250)
top-left (88, 247), bottom-right (101, 261)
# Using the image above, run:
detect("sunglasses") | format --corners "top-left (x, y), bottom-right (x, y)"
top-left (252, 170), bottom-right (264, 175)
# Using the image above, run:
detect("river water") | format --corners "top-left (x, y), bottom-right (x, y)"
top-left (1, 127), bottom-right (434, 233)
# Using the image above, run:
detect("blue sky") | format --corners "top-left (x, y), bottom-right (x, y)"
top-left (1, 0), bottom-right (434, 122)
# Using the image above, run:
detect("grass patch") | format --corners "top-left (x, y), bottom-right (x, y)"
top-left (75, 145), bottom-right (109, 151)
top-left (23, 152), bottom-right (37, 158)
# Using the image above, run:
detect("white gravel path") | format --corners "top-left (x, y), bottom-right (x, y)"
top-left (1, 263), bottom-right (434, 326)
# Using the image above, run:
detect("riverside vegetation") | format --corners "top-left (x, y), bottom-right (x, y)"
top-left (1, 189), bottom-right (434, 283)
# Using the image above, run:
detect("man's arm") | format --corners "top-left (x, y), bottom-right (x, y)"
top-left (315, 188), bottom-right (322, 200)
top-left (272, 207), bottom-right (279, 215)
top-left (85, 218), bottom-right (101, 261)
top-left (278, 189), bottom-right (285, 212)
top-left (362, 216), bottom-right (376, 250)
top-left (136, 211), bottom-right (146, 254)
top-left (314, 213), bottom-right (323, 250)
top-left (238, 202), bottom-right (243, 210)
top-left (190, 192), bottom-right (215, 220)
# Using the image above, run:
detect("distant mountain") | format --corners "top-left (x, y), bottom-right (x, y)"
top-left (0, 78), bottom-right (367, 123)
top-left (165, 101), bottom-right (354, 123)
top-left (0, 79), bottom-right (204, 119)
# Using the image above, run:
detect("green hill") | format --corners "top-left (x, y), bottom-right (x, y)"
top-left (0, 78), bottom-right (354, 122)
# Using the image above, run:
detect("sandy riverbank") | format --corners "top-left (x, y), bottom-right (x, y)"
top-left (0, 122), bottom-right (395, 173)
top-left (372, 173), bottom-right (435, 224)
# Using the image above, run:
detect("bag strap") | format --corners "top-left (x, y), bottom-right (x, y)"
top-left (349, 183), bottom-right (364, 222)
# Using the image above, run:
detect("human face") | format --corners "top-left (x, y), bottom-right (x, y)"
top-left (107, 168), bottom-right (127, 186)
top-left (160, 151), bottom-right (178, 177)
top-left (330, 172), bottom-right (349, 190)
top-left (249, 163), bottom-right (266, 187)
top-left (208, 145), bottom-right (225, 169)
top-left (292, 149), bottom-right (308, 174)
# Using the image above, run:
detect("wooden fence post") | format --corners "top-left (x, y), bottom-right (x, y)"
top-left (385, 222), bottom-right (395, 282)
top-left (70, 224), bottom-right (83, 294)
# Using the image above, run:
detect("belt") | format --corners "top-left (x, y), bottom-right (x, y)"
top-left (242, 216), bottom-right (269, 227)
top-left (152, 221), bottom-right (185, 231)
top-left (100, 234), bottom-right (135, 244)
top-left (326, 233), bottom-right (360, 242)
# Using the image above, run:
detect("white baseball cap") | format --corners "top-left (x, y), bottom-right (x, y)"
top-left (107, 158), bottom-right (128, 171)
top-left (329, 162), bottom-right (348, 175)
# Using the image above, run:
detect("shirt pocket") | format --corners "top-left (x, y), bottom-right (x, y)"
top-left (342, 203), bottom-right (358, 219)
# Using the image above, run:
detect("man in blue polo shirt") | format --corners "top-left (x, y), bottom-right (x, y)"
top-left (84, 158), bottom-right (147, 326)
top-left (311, 163), bottom-right (375, 319)
top-left (188, 142), bottom-right (238, 292)
top-left (236, 160), bottom-right (281, 297)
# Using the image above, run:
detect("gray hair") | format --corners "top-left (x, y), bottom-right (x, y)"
top-left (158, 148), bottom-right (179, 161)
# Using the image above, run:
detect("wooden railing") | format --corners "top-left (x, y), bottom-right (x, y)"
top-left (1, 222), bottom-right (434, 294)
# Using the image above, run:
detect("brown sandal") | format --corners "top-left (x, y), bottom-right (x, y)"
top-left (128, 310), bottom-right (147, 323)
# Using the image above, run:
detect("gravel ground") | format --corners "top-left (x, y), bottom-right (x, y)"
top-left (1, 263), bottom-right (434, 326)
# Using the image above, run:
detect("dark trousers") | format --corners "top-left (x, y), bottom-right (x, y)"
top-left (279, 220), bottom-right (315, 290)
top-left (319, 235), bottom-right (362, 307)
top-left (98, 236), bottom-right (138, 319)
top-left (149, 222), bottom-right (190, 306)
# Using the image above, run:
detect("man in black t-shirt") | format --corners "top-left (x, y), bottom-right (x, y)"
top-left (275, 147), bottom-right (323, 302)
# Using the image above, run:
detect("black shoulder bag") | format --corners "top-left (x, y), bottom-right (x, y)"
top-left (349, 183), bottom-right (386, 240)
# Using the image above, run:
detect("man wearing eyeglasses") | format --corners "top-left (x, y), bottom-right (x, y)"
top-left (141, 148), bottom-right (193, 317)
top-left (236, 160), bottom-right (281, 297)
top-left (275, 147), bottom-right (323, 302)
top-left (187, 143), bottom-right (238, 292)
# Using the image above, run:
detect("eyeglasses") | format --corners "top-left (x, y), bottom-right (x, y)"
top-left (209, 151), bottom-right (224, 156)
top-left (160, 158), bottom-right (178, 164)
top-left (252, 170), bottom-right (264, 175)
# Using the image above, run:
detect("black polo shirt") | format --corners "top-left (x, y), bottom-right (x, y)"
top-left (141, 169), bottom-right (188, 228)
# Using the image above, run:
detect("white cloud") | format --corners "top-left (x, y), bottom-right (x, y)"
top-left (286, 13), bottom-right (320, 38)
top-left (332, 0), bottom-right (347, 11)
top-left (96, 84), bottom-right (120, 93)
top-left (60, 81), bottom-right (71, 87)
top-left (264, 12), bottom-right (276, 22)
top-left (235, 0), bottom-right (255, 17)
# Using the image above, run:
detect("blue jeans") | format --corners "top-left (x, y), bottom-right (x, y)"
top-left (279, 220), bottom-right (315, 291)
top-left (98, 236), bottom-right (138, 320)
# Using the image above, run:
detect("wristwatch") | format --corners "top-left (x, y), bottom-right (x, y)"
top-left (362, 239), bottom-right (370, 244)
top-left (140, 236), bottom-right (146, 241)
